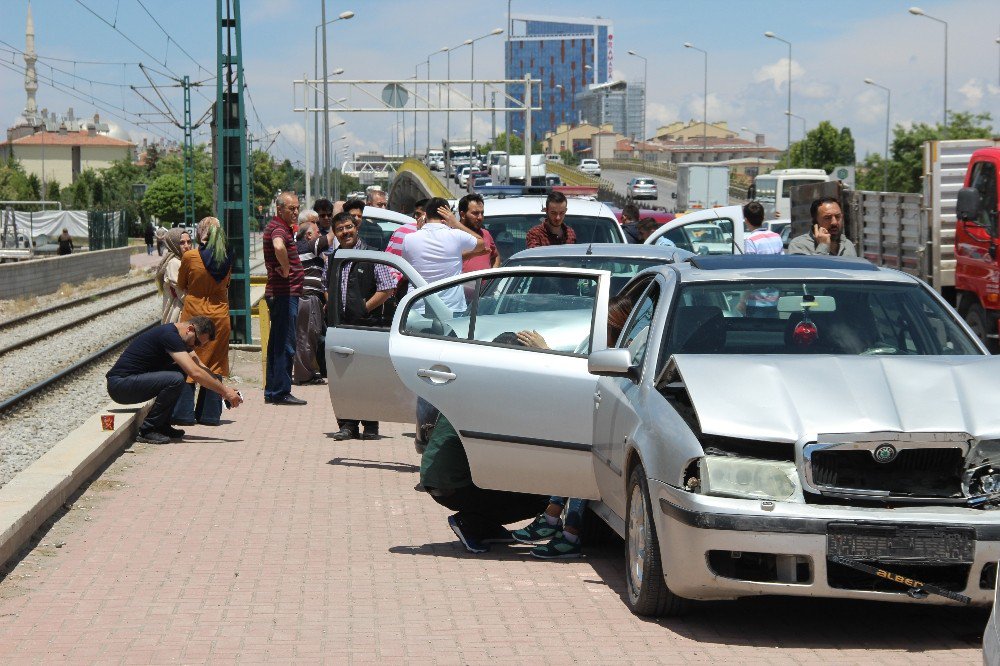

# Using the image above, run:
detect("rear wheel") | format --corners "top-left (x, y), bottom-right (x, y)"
top-left (625, 463), bottom-right (689, 617)
top-left (964, 303), bottom-right (999, 354)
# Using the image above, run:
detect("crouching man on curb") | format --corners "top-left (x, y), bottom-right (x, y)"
top-left (106, 316), bottom-right (244, 444)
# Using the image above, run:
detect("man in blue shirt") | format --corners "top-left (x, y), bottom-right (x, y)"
top-left (106, 317), bottom-right (243, 444)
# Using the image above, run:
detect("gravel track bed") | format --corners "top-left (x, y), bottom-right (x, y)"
top-left (0, 358), bottom-right (126, 489)
top-left (0, 296), bottom-right (160, 403)
top-left (0, 282), bottom-right (157, 349)
top-left (0, 273), bottom-right (152, 324)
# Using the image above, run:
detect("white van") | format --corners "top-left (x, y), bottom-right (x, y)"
top-left (752, 168), bottom-right (828, 219)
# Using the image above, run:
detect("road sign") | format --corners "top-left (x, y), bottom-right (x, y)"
top-left (381, 84), bottom-right (408, 109)
top-left (833, 166), bottom-right (855, 190)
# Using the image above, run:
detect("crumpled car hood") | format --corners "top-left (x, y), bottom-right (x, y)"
top-left (671, 354), bottom-right (1000, 443)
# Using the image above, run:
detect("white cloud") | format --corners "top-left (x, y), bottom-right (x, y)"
top-left (853, 88), bottom-right (886, 125)
top-left (753, 58), bottom-right (805, 94)
top-left (646, 101), bottom-right (680, 130)
top-left (959, 78), bottom-right (984, 107)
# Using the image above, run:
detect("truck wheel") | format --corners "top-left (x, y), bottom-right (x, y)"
top-left (625, 463), bottom-right (690, 617)
top-left (964, 304), bottom-right (999, 354)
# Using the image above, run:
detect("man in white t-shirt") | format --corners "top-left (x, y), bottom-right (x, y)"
top-left (402, 197), bottom-right (486, 312)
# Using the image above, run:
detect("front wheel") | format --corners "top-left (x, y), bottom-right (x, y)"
top-left (625, 463), bottom-right (689, 617)
top-left (964, 303), bottom-right (1000, 354)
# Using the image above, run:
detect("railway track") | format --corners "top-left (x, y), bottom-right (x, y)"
top-left (0, 279), bottom-right (154, 333)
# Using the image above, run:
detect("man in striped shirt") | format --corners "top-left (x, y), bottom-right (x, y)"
top-left (741, 200), bottom-right (783, 317)
top-left (292, 221), bottom-right (334, 385)
top-left (385, 198), bottom-right (427, 257)
top-left (263, 192), bottom-right (307, 405)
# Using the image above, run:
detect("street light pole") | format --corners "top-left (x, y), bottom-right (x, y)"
top-left (467, 29), bottom-right (504, 169)
top-left (626, 50), bottom-right (648, 142)
top-left (785, 111), bottom-right (806, 167)
top-left (764, 31), bottom-right (792, 162)
top-left (319, 7), bottom-right (354, 199)
top-left (683, 43), bottom-right (708, 155)
top-left (909, 7), bottom-right (948, 135)
top-left (864, 78), bottom-right (892, 191)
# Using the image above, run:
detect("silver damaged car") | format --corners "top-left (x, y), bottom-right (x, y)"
top-left (326, 251), bottom-right (1000, 617)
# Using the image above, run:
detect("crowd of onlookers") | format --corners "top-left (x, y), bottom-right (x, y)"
top-left (106, 186), bottom-right (857, 555)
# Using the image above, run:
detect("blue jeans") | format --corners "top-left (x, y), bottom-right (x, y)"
top-left (107, 371), bottom-right (186, 434)
top-left (549, 496), bottom-right (588, 531)
top-left (171, 381), bottom-right (224, 425)
top-left (265, 295), bottom-right (299, 401)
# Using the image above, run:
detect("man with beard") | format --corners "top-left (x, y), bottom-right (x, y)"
top-left (330, 212), bottom-right (397, 441)
top-left (525, 191), bottom-right (576, 248)
top-left (458, 193), bottom-right (500, 273)
top-left (788, 196), bottom-right (857, 256)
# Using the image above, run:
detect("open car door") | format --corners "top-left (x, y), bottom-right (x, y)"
top-left (389, 266), bottom-right (612, 499)
top-left (325, 249), bottom-right (426, 424)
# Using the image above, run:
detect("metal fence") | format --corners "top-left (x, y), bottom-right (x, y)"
top-left (88, 210), bottom-right (130, 250)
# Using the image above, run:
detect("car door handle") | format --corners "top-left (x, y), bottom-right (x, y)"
top-left (330, 346), bottom-right (355, 356)
top-left (417, 368), bottom-right (457, 382)
top-left (593, 390), bottom-right (602, 402)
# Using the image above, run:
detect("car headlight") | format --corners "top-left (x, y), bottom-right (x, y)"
top-left (699, 455), bottom-right (804, 503)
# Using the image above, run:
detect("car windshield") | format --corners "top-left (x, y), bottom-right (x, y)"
top-left (781, 178), bottom-right (824, 197)
top-left (661, 281), bottom-right (981, 358)
top-left (504, 255), bottom-right (667, 295)
top-left (484, 214), bottom-right (621, 262)
top-left (660, 224), bottom-right (733, 255)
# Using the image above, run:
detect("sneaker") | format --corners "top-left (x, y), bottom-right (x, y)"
top-left (511, 514), bottom-right (562, 544)
top-left (136, 430), bottom-right (170, 444)
top-left (480, 523), bottom-right (515, 544)
top-left (530, 532), bottom-right (582, 559)
top-left (332, 427), bottom-right (359, 441)
top-left (448, 514), bottom-right (489, 554)
top-left (159, 425), bottom-right (185, 439)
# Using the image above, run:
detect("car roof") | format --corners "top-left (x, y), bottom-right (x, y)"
top-left (507, 243), bottom-right (693, 263)
top-left (655, 255), bottom-right (917, 285)
top-left (483, 196), bottom-right (618, 220)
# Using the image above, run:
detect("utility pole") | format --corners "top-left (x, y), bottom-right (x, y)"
top-left (181, 76), bottom-right (195, 228)
top-left (524, 73), bottom-right (532, 186)
top-left (216, 0), bottom-right (252, 343)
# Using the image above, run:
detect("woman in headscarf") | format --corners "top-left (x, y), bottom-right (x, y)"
top-left (154, 228), bottom-right (193, 324)
top-left (172, 217), bottom-right (234, 427)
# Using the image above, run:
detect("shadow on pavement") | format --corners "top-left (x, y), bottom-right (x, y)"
top-left (328, 457), bottom-right (418, 473)
top-left (583, 544), bottom-right (988, 651)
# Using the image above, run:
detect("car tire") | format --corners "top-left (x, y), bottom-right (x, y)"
top-left (963, 303), bottom-right (999, 354)
top-left (625, 463), bottom-right (689, 617)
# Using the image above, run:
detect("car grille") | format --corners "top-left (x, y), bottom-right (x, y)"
top-left (809, 447), bottom-right (965, 499)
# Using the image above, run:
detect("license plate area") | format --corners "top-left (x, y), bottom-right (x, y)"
top-left (826, 523), bottom-right (975, 564)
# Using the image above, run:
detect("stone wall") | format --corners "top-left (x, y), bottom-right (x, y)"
top-left (0, 247), bottom-right (132, 301)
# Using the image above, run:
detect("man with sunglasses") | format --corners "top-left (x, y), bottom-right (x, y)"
top-left (106, 317), bottom-right (243, 444)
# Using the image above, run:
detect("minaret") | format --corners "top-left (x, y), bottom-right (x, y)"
top-left (24, 1), bottom-right (38, 121)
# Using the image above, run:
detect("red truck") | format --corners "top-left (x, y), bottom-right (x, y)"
top-left (956, 146), bottom-right (1000, 351)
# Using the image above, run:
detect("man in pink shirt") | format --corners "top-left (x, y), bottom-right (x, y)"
top-left (458, 193), bottom-right (499, 272)
top-left (385, 199), bottom-right (427, 257)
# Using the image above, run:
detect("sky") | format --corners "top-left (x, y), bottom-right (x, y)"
top-left (1, 0), bottom-right (998, 169)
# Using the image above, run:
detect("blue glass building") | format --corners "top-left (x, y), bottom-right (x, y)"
top-left (505, 13), bottom-right (613, 142)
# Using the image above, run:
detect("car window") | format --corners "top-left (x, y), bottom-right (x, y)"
top-left (484, 214), bottom-right (621, 262)
top-left (360, 217), bottom-right (402, 250)
top-left (504, 255), bottom-right (667, 296)
top-left (617, 283), bottom-right (660, 371)
top-left (402, 272), bottom-right (600, 356)
top-left (327, 258), bottom-right (402, 331)
top-left (659, 281), bottom-right (981, 364)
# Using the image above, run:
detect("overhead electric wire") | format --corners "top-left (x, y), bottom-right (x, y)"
top-left (135, 0), bottom-right (211, 77)
top-left (0, 59), bottom-right (176, 142)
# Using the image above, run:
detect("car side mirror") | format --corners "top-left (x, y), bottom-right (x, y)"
top-left (956, 187), bottom-right (983, 227)
top-left (588, 348), bottom-right (636, 379)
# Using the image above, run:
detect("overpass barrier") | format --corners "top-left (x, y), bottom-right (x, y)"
top-left (388, 159), bottom-right (451, 214)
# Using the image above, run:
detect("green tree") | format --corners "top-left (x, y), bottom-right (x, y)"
top-left (558, 149), bottom-right (579, 166)
top-left (26, 173), bottom-right (41, 200)
top-left (481, 132), bottom-right (546, 157)
top-left (143, 143), bottom-right (161, 174)
top-left (0, 157), bottom-right (32, 201)
top-left (142, 172), bottom-right (212, 225)
top-left (47, 179), bottom-right (60, 200)
top-left (250, 150), bottom-right (279, 216)
top-left (780, 121), bottom-right (855, 172)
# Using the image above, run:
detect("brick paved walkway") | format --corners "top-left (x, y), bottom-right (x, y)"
top-left (0, 382), bottom-right (987, 663)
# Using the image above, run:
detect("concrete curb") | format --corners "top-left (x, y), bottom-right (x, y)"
top-left (0, 400), bottom-right (150, 569)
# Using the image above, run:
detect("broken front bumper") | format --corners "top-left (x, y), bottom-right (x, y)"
top-left (652, 479), bottom-right (1000, 606)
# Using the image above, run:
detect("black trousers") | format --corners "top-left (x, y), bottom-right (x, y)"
top-left (430, 485), bottom-right (548, 534)
top-left (107, 371), bottom-right (185, 434)
top-left (337, 418), bottom-right (377, 434)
